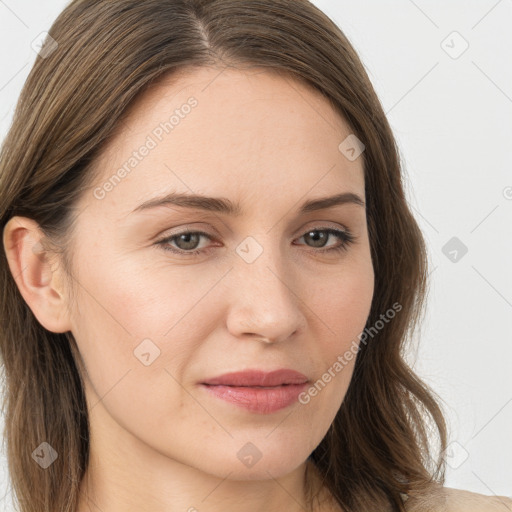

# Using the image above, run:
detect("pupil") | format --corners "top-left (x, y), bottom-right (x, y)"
top-left (306, 231), bottom-right (326, 247)
top-left (178, 233), bottom-right (200, 250)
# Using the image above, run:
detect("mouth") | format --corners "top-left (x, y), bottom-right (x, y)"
top-left (200, 369), bottom-right (309, 414)
top-left (204, 384), bottom-right (296, 388)
top-left (201, 368), bottom-right (309, 387)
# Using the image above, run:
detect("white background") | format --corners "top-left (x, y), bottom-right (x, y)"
top-left (0, 0), bottom-right (511, 508)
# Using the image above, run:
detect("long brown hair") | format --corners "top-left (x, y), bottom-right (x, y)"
top-left (0, 1), bottom-right (447, 510)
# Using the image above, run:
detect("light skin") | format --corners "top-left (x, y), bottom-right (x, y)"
top-left (3, 66), bottom-right (375, 512)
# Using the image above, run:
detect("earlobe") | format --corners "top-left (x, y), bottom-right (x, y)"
top-left (2, 216), bottom-right (73, 334)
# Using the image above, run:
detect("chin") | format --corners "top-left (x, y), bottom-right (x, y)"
top-left (218, 448), bottom-right (307, 481)
top-left (184, 444), bottom-right (305, 482)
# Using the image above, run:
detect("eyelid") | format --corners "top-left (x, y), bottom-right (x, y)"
top-left (157, 220), bottom-right (349, 240)
top-left (155, 223), bottom-right (356, 257)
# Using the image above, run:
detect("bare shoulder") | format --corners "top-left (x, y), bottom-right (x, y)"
top-left (442, 487), bottom-right (512, 512)
top-left (405, 485), bottom-right (512, 512)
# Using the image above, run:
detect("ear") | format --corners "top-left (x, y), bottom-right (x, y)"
top-left (2, 216), bottom-right (73, 333)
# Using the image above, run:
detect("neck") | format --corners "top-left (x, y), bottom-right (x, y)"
top-left (76, 397), bottom-right (331, 512)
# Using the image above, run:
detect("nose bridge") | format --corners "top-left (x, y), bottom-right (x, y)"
top-left (234, 233), bottom-right (290, 293)
top-left (225, 233), bottom-right (305, 342)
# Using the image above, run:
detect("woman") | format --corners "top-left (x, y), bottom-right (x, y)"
top-left (0, 1), bottom-right (509, 511)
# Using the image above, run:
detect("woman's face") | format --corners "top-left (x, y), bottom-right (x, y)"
top-left (66, 66), bottom-right (374, 480)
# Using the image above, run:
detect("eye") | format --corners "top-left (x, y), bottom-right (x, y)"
top-left (155, 227), bottom-right (356, 256)
top-left (294, 228), bottom-right (355, 254)
top-left (156, 230), bottom-right (213, 256)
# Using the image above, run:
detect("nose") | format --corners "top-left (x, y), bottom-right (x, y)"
top-left (225, 240), bottom-right (307, 344)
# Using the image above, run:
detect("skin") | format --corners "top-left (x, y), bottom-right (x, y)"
top-left (4, 66), bottom-right (376, 512)
top-left (4, 66), bottom-right (511, 512)
top-left (405, 485), bottom-right (512, 512)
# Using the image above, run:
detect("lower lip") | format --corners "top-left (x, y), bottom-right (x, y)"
top-left (200, 383), bottom-right (308, 414)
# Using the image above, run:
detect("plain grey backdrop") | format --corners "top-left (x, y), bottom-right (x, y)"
top-left (0, 0), bottom-right (511, 508)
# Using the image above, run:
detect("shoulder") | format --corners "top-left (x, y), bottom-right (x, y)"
top-left (404, 486), bottom-right (512, 512)
top-left (442, 487), bottom-right (512, 512)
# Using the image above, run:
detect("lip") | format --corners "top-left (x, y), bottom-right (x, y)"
top-left (200, 369), bottom-right (309, 414)
top-left (201, 369), bottom-right (309, 387)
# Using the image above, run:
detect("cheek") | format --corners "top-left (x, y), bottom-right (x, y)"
top-left (310, 287), bottom-right (366, 389)
top-left (68, 254), bottom-right (210, 412)
top-left (294, 255), bottom-right (374, 417)
top-left (69, 272), bottom-right (201, 444)
top-left (72, 245), bottom-right (217, 346)
top-left (312, 254), bottom-right (374, 345)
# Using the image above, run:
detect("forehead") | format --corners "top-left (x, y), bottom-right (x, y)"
top-left (84, 66), bottom-right (365, 219)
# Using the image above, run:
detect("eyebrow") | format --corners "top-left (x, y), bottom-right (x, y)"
top-left (130, 191), bottom-right (365, 216)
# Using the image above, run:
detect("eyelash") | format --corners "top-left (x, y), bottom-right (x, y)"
top-left (155, 227), bottom-right (356, 256)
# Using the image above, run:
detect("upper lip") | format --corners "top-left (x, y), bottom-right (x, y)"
top-left (201, 369), bottom-right (309, 387)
